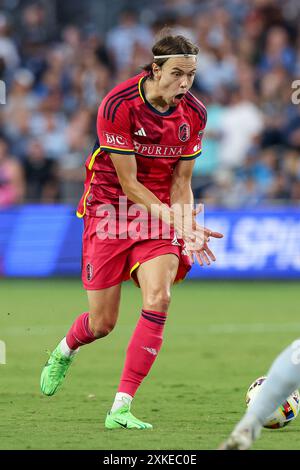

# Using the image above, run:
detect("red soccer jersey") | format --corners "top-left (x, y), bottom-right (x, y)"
top-left (77, 72), bottom-right (207, 218)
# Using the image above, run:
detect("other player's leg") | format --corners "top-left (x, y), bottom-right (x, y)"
top-left (220, 339), bottom-right (300, 449)
top-left (105, 254), bottom-right (179, 430)
top-left (40, 285), bottom-right (121, 396)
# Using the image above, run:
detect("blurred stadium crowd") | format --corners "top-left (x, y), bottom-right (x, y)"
top-left (0, 0), bottom-right (300, 208)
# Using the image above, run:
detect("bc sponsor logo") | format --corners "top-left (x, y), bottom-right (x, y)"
top-left (178, 123), bottom-right (190, 142)
top-left (86, 263), bottom-right (94, 282)
top-left (103, 132), bottom-right (128, 147)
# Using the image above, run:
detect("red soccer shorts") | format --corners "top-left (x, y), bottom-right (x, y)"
top-left (81, 216), bottom-right (192, 290)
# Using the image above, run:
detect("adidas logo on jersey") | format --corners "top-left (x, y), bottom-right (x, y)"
top-left (171, 234), bottom-right (181, 246)
top-left (134, 128), bottom-right (147, 136)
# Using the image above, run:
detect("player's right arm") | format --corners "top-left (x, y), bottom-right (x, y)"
top-left (109, 152), bottom-right (194, 241)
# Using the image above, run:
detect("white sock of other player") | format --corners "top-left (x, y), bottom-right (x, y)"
top-left (230, 413), bottom-right (262, 445)
top-left (59, 337), bottom-right (79, 357)
top-left (245, 339), bottom-right (300, 425)
top-left (111, 392), bottom-right (133, 413)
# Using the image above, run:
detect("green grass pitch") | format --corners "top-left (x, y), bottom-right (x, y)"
top-left (1, 279), bottom-right (300, 450)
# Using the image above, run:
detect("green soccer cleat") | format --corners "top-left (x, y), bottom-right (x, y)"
top-left (105, 404), bottom-right (153, 430)
top-left (40, 345), bottom-right (75, 396)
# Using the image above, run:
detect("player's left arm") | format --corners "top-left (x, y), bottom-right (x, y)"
top-left (170, 158), bottom-right (195, 209)
top-left (171, 159), bottom-right (223, 266)
top-left (170, 158), bottom-right (196, 239)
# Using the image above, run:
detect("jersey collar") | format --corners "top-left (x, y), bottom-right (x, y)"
top-left (138, 76), bottom-right (176, 117)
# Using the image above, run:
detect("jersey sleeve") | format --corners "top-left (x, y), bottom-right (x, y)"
top-left (97, 99), bottom-right (134, 155)
top-left (179, 111), bottom-right (207, 161)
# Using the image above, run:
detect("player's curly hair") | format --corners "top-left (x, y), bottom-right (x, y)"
top-left (143, 28), bottom-right (199, 78)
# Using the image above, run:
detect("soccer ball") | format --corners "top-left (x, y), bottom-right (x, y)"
top-left (246, 376), bottom-right (300, 429)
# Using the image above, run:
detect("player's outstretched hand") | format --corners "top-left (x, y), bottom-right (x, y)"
top-left (172, 203), bottom-right (223, 265)
top-left (185, 225), bottom-right (223, 266)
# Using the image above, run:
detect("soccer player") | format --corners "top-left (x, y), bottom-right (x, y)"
top-left (220, 339), bottom-right (300, 449)
top-left (40, 33), bottom-right (223, 430)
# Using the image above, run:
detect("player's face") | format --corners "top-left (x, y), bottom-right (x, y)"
top-left (155, 57), bottom-right (197, 106)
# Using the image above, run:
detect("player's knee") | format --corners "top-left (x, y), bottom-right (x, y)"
top-left (144, 289), bottom-right (171, 312)
top-left (89, 317), bottom-right (116, 338)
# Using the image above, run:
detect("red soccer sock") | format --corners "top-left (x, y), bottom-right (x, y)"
top-left (118, 309), bottom-right (167, 397)
top-left (66, 312), bottom-right (96, 350)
